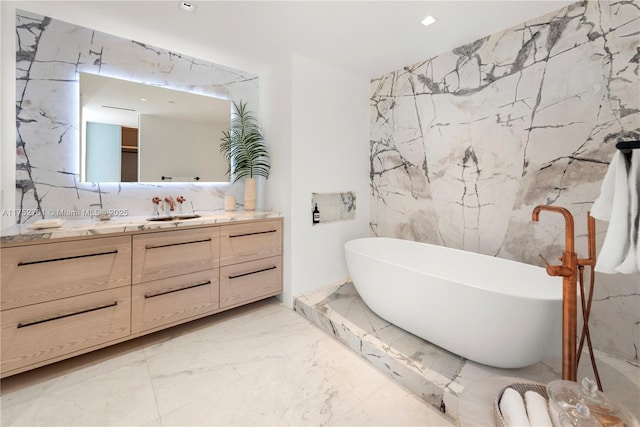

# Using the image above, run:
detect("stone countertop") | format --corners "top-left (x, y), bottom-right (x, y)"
top-left (1, 211), bottom-right (282, 244)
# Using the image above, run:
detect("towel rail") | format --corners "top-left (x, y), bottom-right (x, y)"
top-left (161, 176), bottom-right (201, 181)
top-left (615, 140), bottom-right (640, 150)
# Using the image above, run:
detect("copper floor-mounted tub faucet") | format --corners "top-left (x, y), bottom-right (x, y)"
top-left (532, 205), bottom-right (599, 386)
top-left (532, 205), bottom-right (578, 381)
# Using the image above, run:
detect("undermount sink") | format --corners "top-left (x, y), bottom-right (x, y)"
top-left (146, 214), bottom-right (201, 222)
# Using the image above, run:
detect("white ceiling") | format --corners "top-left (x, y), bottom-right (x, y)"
top-left (16, 0), bottom-right (574, 78)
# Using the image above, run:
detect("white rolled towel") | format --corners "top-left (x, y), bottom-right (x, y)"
top-left (524, 390), bottom-right (553, 427)
top-left (616, 150), bottom-right (640, 274)
top-left (500, 388), bottom-right (531, 426)
top-left (592, 150), bottom-right (631, 273)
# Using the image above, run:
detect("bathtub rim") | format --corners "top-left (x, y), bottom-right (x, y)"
top-left (345, 237), bottom-right (562, 302)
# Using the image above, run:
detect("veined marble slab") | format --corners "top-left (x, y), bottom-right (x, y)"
top-left (0, 211), bottom-right (281, 244)
top-left (12, 10), bottom-right (260, 225)
top-left (295, 281), bottom-right (640, 421)
top-left (369, 0), bottom-right (640, 364)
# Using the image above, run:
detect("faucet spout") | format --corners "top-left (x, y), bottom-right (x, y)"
top-left (164, 196), bottom-right (175, 215)
top-left (532, 205), bottom-right (575, 253)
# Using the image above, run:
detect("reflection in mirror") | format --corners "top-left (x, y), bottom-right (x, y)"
top-left (79, 73), bottom-right (231, 183)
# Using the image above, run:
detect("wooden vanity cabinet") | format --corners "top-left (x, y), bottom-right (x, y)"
top-left (220, 256), bottom-right (282, 309)
top-left (1, 286), bottom-right (131, 374)
top-left (219, 219), bottom-right (283, 309)
top-left (1, 235), bottom-right (132, 375)
top-left (220, 220), bottom-right (282, 266)
top-left (131, 268), bottom-right (220, 334)
top-left (1, 236), bottom-right (131, 310)
top-left (131, 227), bottom-right (221, 334)
top-left (0, 217), bottom-right (283, 378)
top-left (132, 227), bottom-right (220, 284)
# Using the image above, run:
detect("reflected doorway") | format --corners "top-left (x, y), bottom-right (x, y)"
top-left (121, 126), bottom-right (138, 182)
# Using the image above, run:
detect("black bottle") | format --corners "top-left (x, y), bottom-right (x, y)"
top-left (313, 203), bottom-right (320, 224)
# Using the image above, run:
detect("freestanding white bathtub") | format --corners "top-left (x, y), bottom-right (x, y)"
top-left (345, 237), bottom-right (563, 369)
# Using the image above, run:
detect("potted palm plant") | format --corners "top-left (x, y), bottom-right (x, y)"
top-left (220, 100), bottom-right (270, 210)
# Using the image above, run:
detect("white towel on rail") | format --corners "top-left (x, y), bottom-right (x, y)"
top-left (592, 150), bottom-right (639, 274)
top-left (616, 150), bottom-right (640, 273)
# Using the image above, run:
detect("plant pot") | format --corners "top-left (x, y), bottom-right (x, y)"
top-left (244, 177), bottom-right (256, 210)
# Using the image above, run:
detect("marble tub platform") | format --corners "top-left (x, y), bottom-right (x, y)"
top-left (294, 281), bottom-right (640, 421)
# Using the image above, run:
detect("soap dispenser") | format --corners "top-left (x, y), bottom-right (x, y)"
top-left (313, 203), bottom-right (320, 224)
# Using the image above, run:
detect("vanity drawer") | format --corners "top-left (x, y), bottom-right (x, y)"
top-left (1, 286), bottom-right (131, 374)
top-left (132, 227), bottom-right (220, 284)
top-left (1, 236), bottom-right (131, 310)
top-left (220, 219), bottom-right (282, 266)
top-left (220, 256), bottom-right (282, 309)
top-left (131, 269), bottom-right (220, 333)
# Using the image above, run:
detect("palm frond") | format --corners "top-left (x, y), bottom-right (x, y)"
top-left (219, 100), bottom-right (271, 182)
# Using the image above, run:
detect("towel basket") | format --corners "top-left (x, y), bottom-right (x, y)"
top-left (494, 382), bottom-right (548, 427)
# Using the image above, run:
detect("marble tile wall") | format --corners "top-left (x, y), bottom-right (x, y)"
top-left (12, 10), bottom-right (259, 224)
top-left (370, 1), bottom-right (639, 361)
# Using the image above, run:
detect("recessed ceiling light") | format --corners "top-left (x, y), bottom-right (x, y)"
top-left (421, 15), bottom-right (436, 27)
top-left (179, 1), bottom-right (195, 12)
top-left (140, 98), bottom-right (148, 102)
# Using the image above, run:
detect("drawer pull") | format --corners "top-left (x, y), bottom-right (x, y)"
top-left (145, 238), bottom-right (212, 250)
top-left (144, 280), bottom-right (212, 299)
top-left (229, 230), bottom-right (277, 238)
top-left (229, 266), bottom-right (277, 280)
top-left (17, 250), bottom-right (118, 266)
top-left (16, 302), bottom-right (118, 329)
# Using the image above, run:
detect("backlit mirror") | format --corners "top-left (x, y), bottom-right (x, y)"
top-left (80, 72), bottom-right (231, 183)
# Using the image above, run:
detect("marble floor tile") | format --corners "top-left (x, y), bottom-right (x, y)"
top-left (336, 380), bottom-right (453, 426)
top-left (0, 340), bottom-right (149, 413)
top-left (295, 281), bottom-right (640, 421)
top-left (1, 358), bottom-right (159, 426)
top-left (1, 298), bottom-right (452, 426)
top-left (145, 303), bottom-right (338, 416)
top-left (160, 335), bottom-right (393, 426)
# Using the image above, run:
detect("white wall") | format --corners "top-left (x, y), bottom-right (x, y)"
top-left (261, 55), bottom-right (294, 304)
top-left (287, 53), bottom-right (370, 303)
top-left (261, 53), bottom-right (372, 306)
